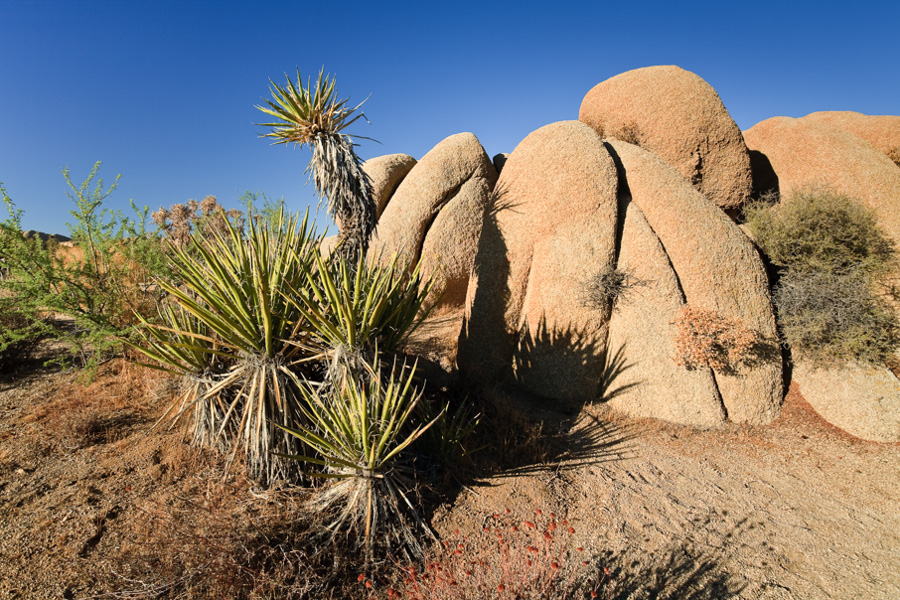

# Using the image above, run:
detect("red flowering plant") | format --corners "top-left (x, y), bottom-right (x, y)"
top-left (359, 508), bottom-right (611, 599)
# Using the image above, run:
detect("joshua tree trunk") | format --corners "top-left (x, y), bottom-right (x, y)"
top-left (310, 134), bottom-right (375, 264)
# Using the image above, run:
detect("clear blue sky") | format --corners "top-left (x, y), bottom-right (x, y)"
top-left (1, 0), bottom-right (898, 236)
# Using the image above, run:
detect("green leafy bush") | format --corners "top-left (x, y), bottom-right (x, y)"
top-left (0, 164), bottom-right (168, 373)
top-left (746, 188), bottom-right (900, 364)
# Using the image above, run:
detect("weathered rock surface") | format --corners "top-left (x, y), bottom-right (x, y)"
top-left (361, 153), bottom-right (417, 221)
top-left (606, 140), bottom-right (783, 424)
top-left (370, 133), bottom-right (497, 310)
top-left (793, 361), bottom-right (900, 442)
top-left (319, 234), bottom-right (340, 257)
top-left (800, 111), bottom-right (900, 165)
top-left (605, 200), bottom-right (726, 427)
top-left (579, 65), bottom-right (752, 210)
top-left (459, 121), bottom-right (618, 404)
top-left (743, 116), bottom-right (900, 250)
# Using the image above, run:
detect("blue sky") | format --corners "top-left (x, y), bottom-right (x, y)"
top-left (1, 0), bottom-right (898, 235)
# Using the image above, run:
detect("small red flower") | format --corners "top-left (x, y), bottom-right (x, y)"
top-left (358, 574), bottom-right (366, 582)
top-left (535, 509), bottom-right (542, 515)
top-left (525, 521), bottom-right (535, 529)
top-left (551, 561), bottom-right (560, 569)
top-left (568, 527), bottom-right (575, 534)
top-left (497, 584), bottom-right (506, 592)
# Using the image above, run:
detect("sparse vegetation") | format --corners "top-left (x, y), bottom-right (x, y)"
top-left (581, 264), bottom-right (647, 311)
top-left (745, 188), bottom-right (900, 364)
top-left (672, 306), bottom-right (766, 374)
top-left (368, 509), bottom-right (610, 600)
top-left (0, 164), bottom-right (168, 374)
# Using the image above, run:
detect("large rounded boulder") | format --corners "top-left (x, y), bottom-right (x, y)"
top-left (370, 133), bottom-right (497, 311)
top-left (743, 117), bottom-right (900, 250)
top-left (800, 111), bottom-right (900, 165)
top-left (605, 199), bottom-right (726, 427)
top-left (362, 153), bottom-right (417, 221)
top-left (605, 140), bottom-right (783, 424)
top-left (793, 362), bottom-right (900, 443)
top-left (458, 121), bottom-right (619, 404)
top-left (579, 66), bottom-right (753, 210)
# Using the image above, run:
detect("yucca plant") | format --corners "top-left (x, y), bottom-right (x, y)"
top-left (256, 68), bottom-right (376, 264)
top-left (285, 250), bottom-right (438, 367)
top-left (133, 209), bottom-right (322, 482)
top-left (277, 352), bottom-right (441, 562)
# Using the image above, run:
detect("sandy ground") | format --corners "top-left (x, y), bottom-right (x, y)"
top-left (1, 345), bottom-right (898, 598)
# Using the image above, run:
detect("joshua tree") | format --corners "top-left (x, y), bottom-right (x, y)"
top-left (256, 69), bottom-right (375, 263)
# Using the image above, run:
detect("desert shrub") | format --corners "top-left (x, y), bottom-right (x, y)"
top-left (581, 264), bottom-right (647, 311)
top-left (0, 165), bottom-right (168, 373)
top-left (887, 146), bottom-right (900, 167)
top-left (0, 300), bottom-right (49, 372)
top-left (774, 269), bottom-right (900, 364)
top-left (744, 188), bottom-right (895, 276)
top-left (367, 510), bottom-right (610, 599)
top-left (151, 195), bottom-right (246, 249)
top-left (672, 306), bottom-right (766, 374)
top-left (745, 187), bottom-right (900, 364)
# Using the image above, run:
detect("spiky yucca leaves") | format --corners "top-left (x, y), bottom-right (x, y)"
top-left (277, 353), bottom-right (441, 562)
top-left (286, 250), bottom-right (437, 364)
top-left (256, 69), bottom-right (376, 263)
top-left (134, 210), bottom-right (322, 482)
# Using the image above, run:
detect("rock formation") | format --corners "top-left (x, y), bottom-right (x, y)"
top-left (579, 65), bottom-right (753, 210)
top-left (743, 117), bottom-right (900, 250)
top-left (605, 200), bottom-right (726, 427)
top-left (361, 153), bottom-right (417, 220)
top-left (800, 111), bottom-right (900, 165)
top-left (458, 121), bottom-right (619, 404)
top-left (793, 362), bottom-right (900, 443)
top-left (370, 133), bottom-right (497, 311)
top-left (605, 140), bottom-right (783, 424)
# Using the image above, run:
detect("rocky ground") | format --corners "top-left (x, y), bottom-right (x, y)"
top-left (0, 345), bottom-right (898, 599)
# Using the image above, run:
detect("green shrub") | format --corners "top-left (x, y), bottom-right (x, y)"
top-left (0, 164), bottom-right (168, 373)
top-left (746, 187), bottom-right (900, 364)
top-left (0, 300), bottom-right (49, 372)
top-left (774, 269), bottom-right (900, 364)
top-left (744, 188), bottom-right (894, 276)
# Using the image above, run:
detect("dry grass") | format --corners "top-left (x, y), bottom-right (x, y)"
top-left (672, 306), bottom-right (765, 374)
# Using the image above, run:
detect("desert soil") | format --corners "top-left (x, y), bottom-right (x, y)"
top-left (0, 346), bottom-right (898, 599)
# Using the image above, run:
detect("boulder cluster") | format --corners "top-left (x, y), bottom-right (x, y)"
top-left (362, 65), bottom-right (900, 442)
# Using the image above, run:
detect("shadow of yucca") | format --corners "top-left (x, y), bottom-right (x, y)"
top-left (511, 316), bottom-right (641, 406)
